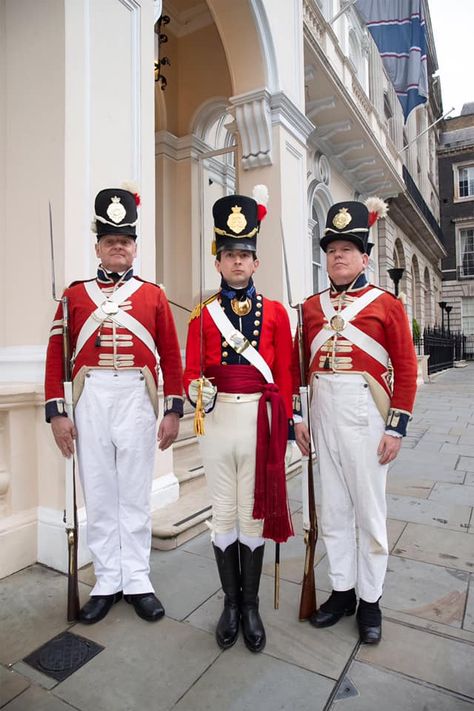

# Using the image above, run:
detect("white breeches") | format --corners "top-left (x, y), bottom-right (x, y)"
top-left (310, 373), bottom-right (389, 602)
top-left (199, 394), bottom-right (264, 540)
top-left (75, 370), bottom-right (157, 596)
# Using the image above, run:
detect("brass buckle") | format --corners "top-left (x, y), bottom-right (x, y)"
top-left (228, 330), bottom-right (250, 355)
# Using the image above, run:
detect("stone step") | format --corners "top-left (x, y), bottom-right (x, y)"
top-left (151, 475), bottom-right (211, 551)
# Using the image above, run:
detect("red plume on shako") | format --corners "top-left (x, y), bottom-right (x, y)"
top-left (252, 184), bottom-right (269, 223)
top-left (365, 196), bottom-right (388, 228)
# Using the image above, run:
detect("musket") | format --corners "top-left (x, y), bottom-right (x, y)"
top-left (280, 219), bottom-right (318, 621)
top-left (49, 202), bottom-right (80, 622)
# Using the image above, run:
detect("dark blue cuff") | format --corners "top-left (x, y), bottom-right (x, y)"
top-left (385, 410), bottom-right (410, 437)
top-left (164, 397), bottom-right (184, 418)
top-left (45, 399), bottom-right (67, 423)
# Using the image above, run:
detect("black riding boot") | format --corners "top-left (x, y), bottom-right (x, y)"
top-left (213, 541), bottom-right (241, 649)
top-left (239, 542), bottom-right (266, 653)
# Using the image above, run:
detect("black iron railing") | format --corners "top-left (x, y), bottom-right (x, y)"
top-left (414, 327), bottom-right (472, 374)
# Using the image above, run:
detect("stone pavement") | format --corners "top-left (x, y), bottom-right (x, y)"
top-left (1, 365), bottom-right (474, 711)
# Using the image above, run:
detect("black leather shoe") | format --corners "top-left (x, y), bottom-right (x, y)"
top-left (309, 589), bottom-right (357, 629)
top-left (78, 592), bottom-right (122, 624)
top-left (125, 593), bottom-right (165, 622)
top-left (357, 599), bottom-right (382, 644)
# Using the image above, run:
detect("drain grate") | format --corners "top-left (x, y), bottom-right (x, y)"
top-left (334, 675), bottom-right (359, 701)
top-left (23, 631), bottom-right (104, 682)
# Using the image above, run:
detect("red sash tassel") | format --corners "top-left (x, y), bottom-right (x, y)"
top-left (206, 365), bottom-right (294, 543)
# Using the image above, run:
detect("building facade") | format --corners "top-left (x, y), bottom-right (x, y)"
top-left (438, 103), bottom-right (474, 341)
top-left (0, 0), bottom-right (446, 578)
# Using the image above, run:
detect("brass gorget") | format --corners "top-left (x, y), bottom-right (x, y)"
top-left (231, 297), bottom-right (252, 316)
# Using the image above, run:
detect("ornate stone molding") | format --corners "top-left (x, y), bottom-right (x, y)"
top-left (230, 90), bottom-right (273, 170)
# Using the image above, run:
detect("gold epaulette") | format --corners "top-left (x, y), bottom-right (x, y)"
top-left (188, 292), bottom-right (219, 323)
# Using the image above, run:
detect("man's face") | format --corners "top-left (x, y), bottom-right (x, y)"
top-left (95, 235), bottom-right (137, 273)
top-left (326, 240), bottom-right (368, 285)
top-left (215, 249), bottom-right (259, 288)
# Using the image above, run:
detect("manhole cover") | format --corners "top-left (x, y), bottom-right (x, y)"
top-left (23, 631), bottom-right (104, 682)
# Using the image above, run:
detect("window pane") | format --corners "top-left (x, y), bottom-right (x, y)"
top-left (313, 263), bottom-right (319, 293)
top-left (459, 167), bottom-right (474, 198)
top-left (461, 228), bottom-right (474, 277)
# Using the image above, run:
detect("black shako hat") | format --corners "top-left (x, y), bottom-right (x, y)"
top-left (320, 197), bottom-right (388, 255)
top-left (93, 182), bottom-right (141, 240)
top-left (212, 185), bottom-right (268, 255)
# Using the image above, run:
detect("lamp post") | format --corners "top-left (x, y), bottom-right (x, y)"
top-left (438, 301), bottom-right (447, 333)
top-left (387, 268), bottom-right (405, 297)
top-left (445, 305), bottom-right (453, 334)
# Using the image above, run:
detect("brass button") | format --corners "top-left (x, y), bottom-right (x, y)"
top-left (222, 351), bottom-right (228, 357)
top-left (221, 361), bottom-right (227, 365)
top-left (222, 341), bottom-right (228, 347)
top-left (253, 329), bottom-right (259, 336)
top-left (254, 320), bottom-right (260, 326)
top-left (251, 340), bottom-right (257, 347)
top-left (255, 311), bottom-right (261, 317)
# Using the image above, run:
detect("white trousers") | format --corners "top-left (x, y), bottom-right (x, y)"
top-left (199, 394), bottom-right (264, 539)
top-left (310, 373), bottom-right (389, 602)
top-left (75, 370), bottom-right (157, 596)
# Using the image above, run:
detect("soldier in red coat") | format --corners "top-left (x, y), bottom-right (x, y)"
top-left (293, 198), bottom-right (417, 644)
top-left (45, 184), bottom-right (183, 624)
top-left (184, 187), bottom-right (294, 653)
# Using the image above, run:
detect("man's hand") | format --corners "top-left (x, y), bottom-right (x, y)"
top-left (51, 416), bottom-right (76, 458)
top-left (377, 433), bottom-right (402, 465)
top-left (295, 422), bottom-right (311, 457)
top-left (157, 412), bottom-right (180, 451)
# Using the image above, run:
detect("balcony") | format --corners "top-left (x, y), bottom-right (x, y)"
top-left (402, 166), bottom-right (444, 243)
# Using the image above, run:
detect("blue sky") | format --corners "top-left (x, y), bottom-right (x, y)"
top-left (428, 0), bottom-right (473, 117)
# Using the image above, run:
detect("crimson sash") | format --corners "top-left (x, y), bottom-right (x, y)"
top-left (205, 364), bottom-right (294, 543)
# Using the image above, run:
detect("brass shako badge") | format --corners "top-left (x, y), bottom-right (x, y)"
top-left (227, 206), bottom-right (247, 235)
top-left (332, 207), bottom-right (352, 230)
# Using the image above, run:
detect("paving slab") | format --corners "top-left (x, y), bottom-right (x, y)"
top-left (148, 547), bottom-right (220, 621)
top-left (459, 456), bottom-right (474, 472)
top-left (173, 644), bottom-right (334, 711)
top-left (337, 660), bottom-right (474, 711)
top-left (387, 519), bottom-right (407, 551)
top-left (1, 686), bottom-right (76, 711)
top-left (429, 482), bottom-right (474, 507)
top-left (0, 565), bottom-right (88, 665)
top-left (0, 665), bottom-right (30, 707)
top-left (389, 461), bottom-right (464, 484)
top-left (54, 615), bottom-right (220, 711)
top-left (186, 573), bottom-right (357, 679)
top-left (393, 522), bottom-right (474, 571)
top-left (417, 432), bottom-right (459, 444)
top-left (386, 493), bottom-right (471, 532)
top-left (262, 534), bottom-right (326, 584)
top-left (466, 472), bottom-right (474, 487)
top-left (386, 477), bottom-right (433, 498)
top-left (441, 442), bottom-right (474, 457)
top-left (356, 620), bottom-right (474, 699)
top-left (383, 555), bottom-right (468, 628)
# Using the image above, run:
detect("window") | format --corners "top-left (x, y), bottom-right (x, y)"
top-left (462, 297), bottom-right (474, 335)
top-left (460, 227), bottom-right (474, 277)
top-left (311, 203), bottom-right (328, 293)
top-left (456, 164), bottom-right (474, 199)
